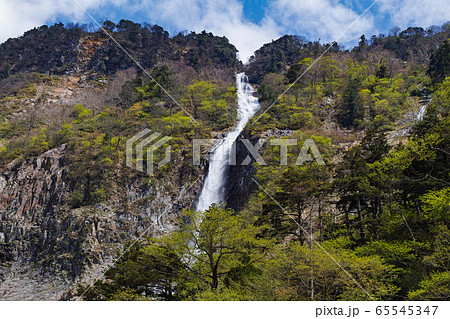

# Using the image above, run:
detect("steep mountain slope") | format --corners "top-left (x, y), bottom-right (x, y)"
top-left (0, 21), bottom-right (449, 301)
top-left (0, 21), bottom-right (239, 77)
top-left (0, 22), bottom-right (240, 300)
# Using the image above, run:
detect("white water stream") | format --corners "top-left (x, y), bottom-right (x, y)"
top-left (196, 73), bottom-right (260, 212)
top-left (416, 103), bottom-right (428, 121)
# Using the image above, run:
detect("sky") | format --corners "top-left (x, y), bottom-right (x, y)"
top-left (0, 0), bottom-right (449, 62)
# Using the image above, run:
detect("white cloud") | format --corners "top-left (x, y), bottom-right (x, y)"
top-left (0, 0), bottom-right (449, 63)
top-left (131, 0), bottom-right (282, 62)
top-left (0, 0), bottom-right (134, 41)
top-left (266, 0), bottom-right (375, 47)
top-left (378, 0), bottom-right (450, 29)
top-left (0, 0), bottom-right (110, 42)
top-left (0, 0), bottom-right (281, 62)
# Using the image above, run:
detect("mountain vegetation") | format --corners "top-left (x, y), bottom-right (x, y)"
top-left (0, 21), bottom-right (449, 301)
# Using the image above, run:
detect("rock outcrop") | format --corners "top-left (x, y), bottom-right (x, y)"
top-left (0, 143), bottom-right (199, 300)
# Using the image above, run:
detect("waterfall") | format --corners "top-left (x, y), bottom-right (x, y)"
top-left (196, 73), bottom-right (260, 212)
top-left (416, 92), bottom-right (432, 122)
top-left (416, 103), bottom-right (428, 121)
top-left (398, 96), bottom-right (432, 137)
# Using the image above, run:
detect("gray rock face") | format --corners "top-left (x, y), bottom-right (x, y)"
top-left (225, 129), bottom-right (296, 212)
top-left (0, 144), bottom-right (199, 300)
top-left (225, 130), bottom-right (259, 212)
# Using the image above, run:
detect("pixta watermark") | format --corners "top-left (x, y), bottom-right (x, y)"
top-left (126, 130), bottom-right (324, 175)
top-left (126, 129), bottom-right (172, 175)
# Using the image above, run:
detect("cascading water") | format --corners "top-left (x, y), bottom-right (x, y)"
top-left (196, 73), bottom-right (260, 212)
top-left (416, 91), bottom-right (432, 122)
top-left (416, 101), bottom-right (430, 121)
top-left (397, 95), bottom-right (432, 137)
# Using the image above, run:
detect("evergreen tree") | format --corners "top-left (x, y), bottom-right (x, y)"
top-left (428, 39), bottom-right (450, 84)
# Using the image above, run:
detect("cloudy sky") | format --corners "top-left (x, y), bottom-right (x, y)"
top-left (0, 0), bottom-right (449, 62)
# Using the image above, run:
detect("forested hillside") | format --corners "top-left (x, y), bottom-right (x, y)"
top-left (0, 21), bottom-right (449, 301)
top-left (0, 21), bottom-right (240, 299)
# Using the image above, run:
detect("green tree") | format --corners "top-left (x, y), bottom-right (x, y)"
top-left (338, 78), bottom-right (364, 128)
top-left (137, 65), bottom-right (172, 99)
top-left (259, 163), bottom-right (332, 243)
top-left (428, 39), bottom-right (450, 84)
top-left (408, 272), bottom-right (450, 300)
top-left (174, 206), bottom-right (271, 290)
top-left (246, 240), bottom-right (400, 300)
top-left (77, 238), bottom-right (187, 300)
top-left (0, 63), bottom-right (11, 80)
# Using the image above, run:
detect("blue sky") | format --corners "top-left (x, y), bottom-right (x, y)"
top-left (0, 0), bottom-right (449, 62)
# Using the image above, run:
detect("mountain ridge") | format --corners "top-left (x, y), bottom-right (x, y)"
top-left (0, 20), bottom-right (449, 301)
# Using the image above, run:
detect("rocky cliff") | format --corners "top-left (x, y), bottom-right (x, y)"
top-left (0, 139), bottom-right (201, 299)
top-left (0, 22), bottom-right (238, 300)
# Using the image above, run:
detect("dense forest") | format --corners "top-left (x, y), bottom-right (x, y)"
top-left (0, 20), bottom-right (449, 301)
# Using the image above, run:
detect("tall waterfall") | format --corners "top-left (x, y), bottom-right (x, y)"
top-left (196, 73), bottom-right (260, 212)
top-left (416, 102), bottom-right (429, 121)
top-left (416, 91), bottom-right (432, 122)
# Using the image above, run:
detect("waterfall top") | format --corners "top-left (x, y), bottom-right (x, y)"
top-left (196, 73), bottom-right (260, 212)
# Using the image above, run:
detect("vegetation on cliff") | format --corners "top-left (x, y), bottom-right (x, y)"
top-left (0, 21), bottom-right (449, 301)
